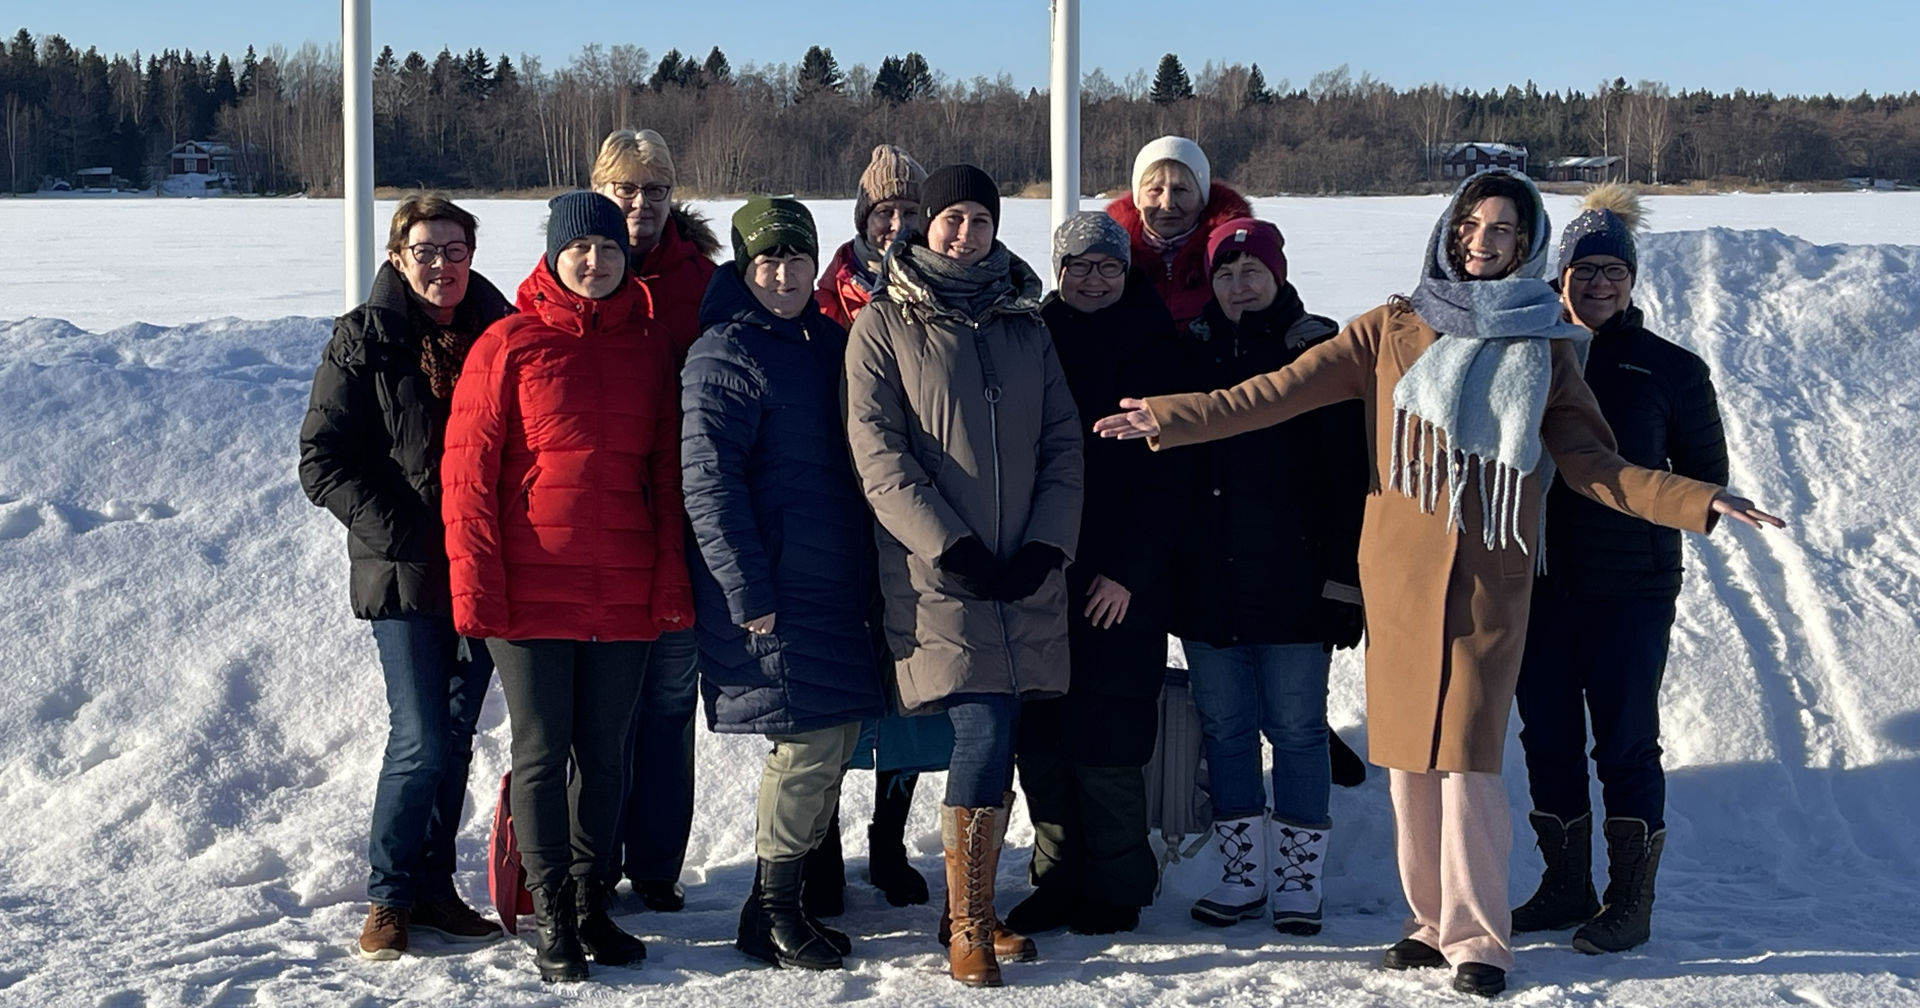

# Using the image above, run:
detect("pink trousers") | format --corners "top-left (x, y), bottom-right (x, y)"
top-left (1389, 768), bottom-right (1514, 971)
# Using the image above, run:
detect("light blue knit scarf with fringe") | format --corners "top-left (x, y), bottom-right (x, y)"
top-left (1392, 171), bottom-right (1591, 560)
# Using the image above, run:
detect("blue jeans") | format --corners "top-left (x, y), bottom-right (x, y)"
top-left (366, 615), bottom-right (494, 907)
top-left (1184, 640), bottom-right (1331, 826)
top-left (616, 627), bottom-right (699, 882)
top-left (945, 693), bottom-right (1021, 808)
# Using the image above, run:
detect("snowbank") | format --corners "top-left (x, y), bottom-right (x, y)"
top-left (0, 220), bottom-right (1915, 1006)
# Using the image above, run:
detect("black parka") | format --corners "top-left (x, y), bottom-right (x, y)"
top-left (1166, 288), bottom-right (1368, 648)
top-left (1538, 306), bottom-right (1729, 599)
top-left (298, 261), bottom-right (514, 619)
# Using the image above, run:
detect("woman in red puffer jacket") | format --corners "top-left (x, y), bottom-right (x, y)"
top-left (1104, 135), bottom-right (1254, 334)
top-left (442, 191), bottom-right (692, 984)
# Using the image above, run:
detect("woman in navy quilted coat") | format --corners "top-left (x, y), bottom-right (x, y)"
top-left (681, 197), bottom-right (886, 971)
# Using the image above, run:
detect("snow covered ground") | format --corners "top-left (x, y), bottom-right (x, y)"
top-left (1, 194), bottom-right (1917, 1006)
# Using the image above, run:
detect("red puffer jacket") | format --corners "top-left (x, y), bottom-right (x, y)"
top-left (635, 206), bottom-right (721, 365)
top-left (442, 259), bottom-right (694, 642)
top-left (812, 240), bottom-right (875, 329)
top-left (1105, 181), bottom-right (1254, 333)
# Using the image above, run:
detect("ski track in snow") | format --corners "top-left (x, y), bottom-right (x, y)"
top-left (2, 198), bottom-right (1919, 1006)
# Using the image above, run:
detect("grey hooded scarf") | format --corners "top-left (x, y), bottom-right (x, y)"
top-left (1392, 169), bottom-right (1591, 558)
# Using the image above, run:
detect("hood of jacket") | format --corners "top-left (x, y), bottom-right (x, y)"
top-left (512, 256), bottom-right (654, 336)
top-left (1106, 182), bottom-right (1253, 284)
top-left (639, 203), bottom-right (722, 277)
top-left (698, 260), bottom-right (828, 337)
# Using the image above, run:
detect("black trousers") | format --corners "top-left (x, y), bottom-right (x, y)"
top-left (1014, 694), bottom-right (1159, 907)
top-left (490, 638), bottom-right (650, 891)
top-left (1515, 591), bottom-right (1677, 829)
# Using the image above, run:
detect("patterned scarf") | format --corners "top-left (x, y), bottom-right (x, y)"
top-left (1391, 171), bottom-right (1591, 557)
top-left (883, 240), bottom-right (1042, 325)
top-left (407, 297), bottom-right (482, 400)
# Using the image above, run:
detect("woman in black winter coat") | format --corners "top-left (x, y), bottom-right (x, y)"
top-left (1512, 185), bottom-right (1729, 956)
top-left (297, 194), bottom-right (514, 961)
top-left (1007, 213), bottom-right (1183, 938)
top-left (681, 198), bottom-right (887, 972)
top-left (1169, 218), bottom-right (1368, 938)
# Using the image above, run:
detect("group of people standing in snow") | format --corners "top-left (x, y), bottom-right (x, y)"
top-left (298, 126), bottom-right (1780, 998)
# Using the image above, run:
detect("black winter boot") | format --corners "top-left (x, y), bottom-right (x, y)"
top-left (530, 879), bottom-right (589, 983)
top-left (738, 862), bottom-right (851, 960)
top-left (752, 857), bottom-right (845, 970)
top-left (575, 876), bottom-right (647, 966)
top-left (1512, 810), bottom-right (1601, 932)
top-left (802, 805), bottom-right (846, 918)
top-left (1572, 818), bottom-right (1665, 954)
top-left (1330, 730), bottom-right (1367, 788)
top-left (1004, 883), bottom-right (1075, 935)
top-left (867, 770), bottom-right (930, 906)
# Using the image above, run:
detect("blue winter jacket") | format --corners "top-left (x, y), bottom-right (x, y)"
top-left (682, 266), bottom-right (887, 735)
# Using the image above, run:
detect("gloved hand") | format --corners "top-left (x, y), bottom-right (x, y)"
top-left (994, 542), bottom-right (1066, 602)
top-left (938, 536), bottom-right (1003, 598)
top-left (1320, 597), bottom-right (1365, 652)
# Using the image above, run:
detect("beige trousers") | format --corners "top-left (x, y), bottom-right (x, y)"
top-left (755, 721), bottom-right (861, 862)
top-left (1389, 768), bottom-right (1513, 971)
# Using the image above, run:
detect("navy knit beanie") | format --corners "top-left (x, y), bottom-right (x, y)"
top-left (921, 164), bottom-right (1001, 228)
top-left (1556, 208), bottom-right (1637, 277)
top-left (545, 191), bottom-right (631, 274)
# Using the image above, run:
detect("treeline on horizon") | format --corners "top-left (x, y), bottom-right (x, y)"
top-left (7, 28), bottom-right (1920, 198)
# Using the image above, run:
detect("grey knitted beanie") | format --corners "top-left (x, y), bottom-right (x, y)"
top-left (1052, 211), bottom-right (1131, 278)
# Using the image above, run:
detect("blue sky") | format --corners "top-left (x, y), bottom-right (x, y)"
top-left (22, 1), bottom-right (1920, 97)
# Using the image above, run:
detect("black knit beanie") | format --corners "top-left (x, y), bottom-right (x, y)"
top-left (545, 191), bottom-right (631, 274)
top-left (920, 164), bottom-right (1000, 228)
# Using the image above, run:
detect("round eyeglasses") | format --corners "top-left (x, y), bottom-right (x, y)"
top-left (408, 241), bottom-right (470, 266)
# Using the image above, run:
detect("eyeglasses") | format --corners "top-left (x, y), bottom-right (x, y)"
top-left (610, 182), bottom-right (672, 203)
top-left (1063, 259), bottom-right (1126, 279)
top-left (1569, 263), bottom-right (1631, 282)
top-left (407, 241), bottom-right (470, 266)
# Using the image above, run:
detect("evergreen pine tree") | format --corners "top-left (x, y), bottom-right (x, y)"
top-left (238, 45), bottom-right (258, 98)
top-left (873, 56), bottom-right (907, 104)
top-left (701, 46), bottom-right (730, 83)
top-left (1149, 53), bottom-right (1193, 104)
top-left (1244, 63), bottom-right (1273, 106)
top-left (902, 52), bottom-right (935, 101)
top-left (211, 54), bottom-right (237, 110)
top-left (796, 45), bottom-right (843, 100)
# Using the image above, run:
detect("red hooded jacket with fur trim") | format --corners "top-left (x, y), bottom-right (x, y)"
top-left (441, 260), bottom-right (694, 642)
top-left (1106, 181), bottom-right (1253, 333)
top-left (813, 240), bottom-right (874, 330)
top-left (634, 206), bottom-right (721, 365)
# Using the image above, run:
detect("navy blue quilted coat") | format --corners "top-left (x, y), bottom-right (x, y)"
top-left (682, 266), bottom-right (887, 735)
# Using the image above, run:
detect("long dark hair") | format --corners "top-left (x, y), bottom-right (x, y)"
top-left (1444, 172), bottom-right (1536, 280)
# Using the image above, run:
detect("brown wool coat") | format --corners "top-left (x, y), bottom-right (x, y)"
top-left (1145, 301), bottom-right (1722, 773)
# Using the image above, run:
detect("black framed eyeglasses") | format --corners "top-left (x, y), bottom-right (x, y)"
top-left (611, 182), bottom-right (672, 203)
top-left (1063, 258), bottom-right (1126, 279)
top-left (1569, 263), bottom-right (1631, 281)
top-left (408, 241), bottom-right (470, 265)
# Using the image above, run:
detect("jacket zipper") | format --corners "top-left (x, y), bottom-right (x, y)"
top-left (970, 317), bottom-right (1016, 695)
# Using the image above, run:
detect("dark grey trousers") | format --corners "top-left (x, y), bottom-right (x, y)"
top-left (489, 638), bottom-right (650, 892)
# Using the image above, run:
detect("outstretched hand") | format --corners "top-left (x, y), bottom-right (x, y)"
top-left (1711, 492), bottom-right (1786, 530)
top-left (1092, 397), bottom-right (1160, 440)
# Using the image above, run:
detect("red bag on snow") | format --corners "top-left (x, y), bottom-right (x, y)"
top-left (488, 771), bottom-right (534, 933)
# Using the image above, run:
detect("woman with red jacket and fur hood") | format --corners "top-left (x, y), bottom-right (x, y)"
top-left (589, 128), bottom-right (720, 913)
top-left (1104, 136), bottom-right (1253, 333)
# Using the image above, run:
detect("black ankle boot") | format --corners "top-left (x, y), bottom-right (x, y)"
top-left (531, 879), bottom-right (588, 983)
top-left (575, 876), bottom-right (646, 965)
top-left (1512, 810), bottom-right (1601, 932)
top-left (802, 805), bottom-right (846, 918)
top-left (867, 770), bottom-right (929, 906)
top-left (1573, 817), bottom-right (1665, 954)
top-left (757, 857), bottom-right (844, 969)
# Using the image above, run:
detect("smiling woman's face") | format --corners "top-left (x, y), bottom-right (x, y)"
top-left (1452, 196), bottom-right (1522, 279)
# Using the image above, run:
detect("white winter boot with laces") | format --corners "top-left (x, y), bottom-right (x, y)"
top-left (1190, 816), bottom-right (1268, 926)
top-left (1268, 816), bottom-right (1330, 935)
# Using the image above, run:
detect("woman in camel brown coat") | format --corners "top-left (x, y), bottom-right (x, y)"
top-left (1095, 170), bottom-right (1779, 998)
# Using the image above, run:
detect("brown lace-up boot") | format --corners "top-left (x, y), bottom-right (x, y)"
top-left (936, 793), bottom-right (1036, 963)
top-left (942, 803), bottom-right (1002, 987)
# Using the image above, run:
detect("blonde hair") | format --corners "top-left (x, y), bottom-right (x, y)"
top-left (386, 192), bottom-right (477, 254)
top-left (591, 128), bottom-right (677, 189)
